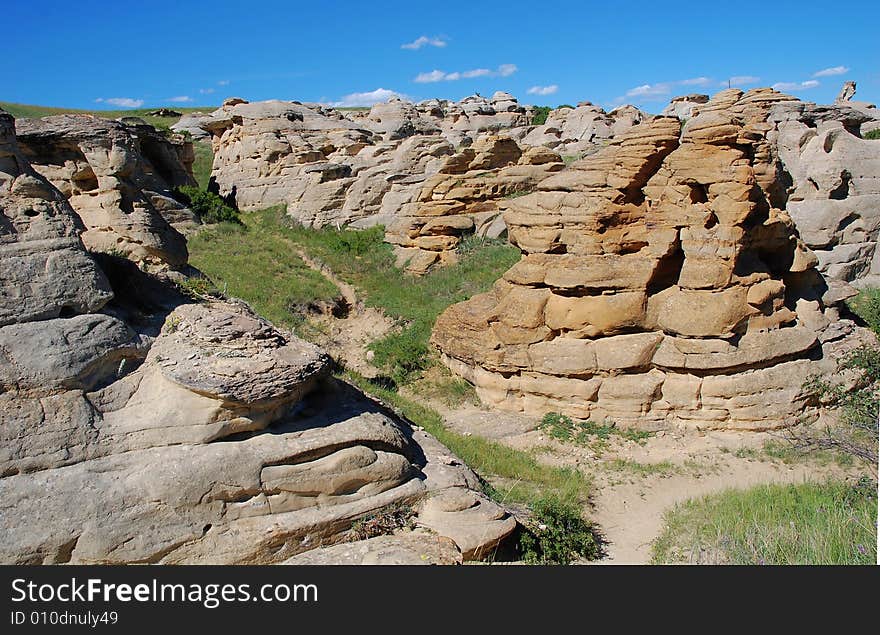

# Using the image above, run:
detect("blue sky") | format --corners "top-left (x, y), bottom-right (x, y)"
top-left (4, 0), bottom-right (878, 113)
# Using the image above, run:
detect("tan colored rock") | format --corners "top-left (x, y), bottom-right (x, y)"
top-left (432, 89), bottom-right (867, 430)
top-left (16, 115), bottom-right (197, 270)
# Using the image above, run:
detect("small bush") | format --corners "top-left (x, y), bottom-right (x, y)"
top-left (176, 185), bottom-right (241, 225)
top-left (519, 496), bottom-right (600, 564)
top-left (350, 504), bottom-right (415, 541)
top-left (556, 104), bottom-right (575, 110)
top-left (540, 412), bottom-right (653, 446)
top-left (865, 128), bottom-right (880, 140)
top-left (531, 106), bottom-right (552, 126)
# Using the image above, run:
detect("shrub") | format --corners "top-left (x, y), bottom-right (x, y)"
top-left (865, 128), bottom-right (880, 140)
top-left (176, 185), bottom-right (241, 225)
top-left (556, 104), bottom-right (575, 110)
top-left (800, 345), bottom-right (880, 465)
top-left (518, 495), bottom-right (600, 564)
top-left (530, 106), bottom-right (552, 126)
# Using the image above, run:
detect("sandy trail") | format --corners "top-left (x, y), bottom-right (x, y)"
top-left (441, 408), bottom-right (857, 564)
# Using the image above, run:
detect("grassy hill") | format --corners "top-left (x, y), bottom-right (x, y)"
top-left (0, 101), bottom-right (217, 132)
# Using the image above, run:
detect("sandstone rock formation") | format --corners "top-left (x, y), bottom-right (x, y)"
top-left (0, 110), bottom-right (515, 564)
top-left (15, 115), bottom-right (199, 270)
top-left (771, 100), bottom-right (880, 285)
top-left (0, 109), bottom-right (113, 326)
top-left (519, 102), bottom-right (647, 157)
top-left (202, 95), bottom-right (540, 231)
top-left (661, 94), bottom-right (710, 120)
top-left (386, 136), bottom-right (564, 273)
top-left (432, 88), bottom-right (872, 430)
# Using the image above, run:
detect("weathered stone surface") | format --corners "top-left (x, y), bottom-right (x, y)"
top-left (385, 136), bottom-right (563, 271)
top-left (16, 115), bottom-right (198, 269)
top-left (521, 102), bottom-right (646, 157)
top-left (771, 101), bottom-right (880, 285)
top-left (0, 110), bottom-right (113, 326)
top-left (282, 532), bottom-right (462, 565)
top-left (417, 488), bottom-right (517, 560)
top-left (433, 88), bottom-right (870, 430)
top-left (1, 300), bottom-right (514, 563)
top-left (1, 111), bottom-right (514, 564)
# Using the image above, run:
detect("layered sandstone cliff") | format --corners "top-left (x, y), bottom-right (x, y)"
top-left (432, 89), bottom-right (873, 430)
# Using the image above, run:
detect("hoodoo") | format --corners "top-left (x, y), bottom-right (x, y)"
top-left (431, 89), bottom-right (872, 430)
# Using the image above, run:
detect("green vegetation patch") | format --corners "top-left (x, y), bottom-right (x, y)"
top-left (191, 141), bottom-right (214, 189)
top-left (518, 495), bottom-right (601, 564)
top-left (187, 215), bottom-right (339, 330)
top-left (651, 480), bottom-right (878, 564)
top-left (540, 412), bottom-right (653, 446)
top-left (864, 128), bottom-right (880, 140)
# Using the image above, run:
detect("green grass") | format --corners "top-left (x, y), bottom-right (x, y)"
top-left (344, 370), bottom-right (592, 507)
top-left (606, 458), bottom-right (680, 477)
top-left (192, 141), bottom-right (214, 189)
top-left (272, 212), bottom-right (520, 384)
top-left (651, 480), bottom-right (878, 564)
top-left (187, 216), bottom-right (339, 330)
top-left (865, 128), bottom-right (880, 140)
top-left (847, 286), bottom-right (880, 333)
top-left (188, 208), bottom-right (519, 377)
top-left (409, 366), bottom-right (479, 408)
top-left (540, 412), bottom-right (654, 450)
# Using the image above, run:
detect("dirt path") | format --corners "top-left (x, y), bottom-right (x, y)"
top-left (293, 249), bottom-right (395, 377)
top-left (294, 249), bottom-right (360, 311)
top-left (287, 253), bottom-right (860, 565)
top-left (441, 407), bottom-right (857, 564)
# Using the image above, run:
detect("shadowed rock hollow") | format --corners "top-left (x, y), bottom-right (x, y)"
top-left (431, 88), bottom-right (874, 430)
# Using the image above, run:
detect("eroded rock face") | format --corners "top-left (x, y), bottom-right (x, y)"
top-left (771, 101), bottom-right (880, 285)
top-left (0, 112), bottom-right (515, 564)
top-left (386, 136), bottom-right (564, 273)
top-left (520, 102), bottom-right (646, 158)
top-left (16, 115), bottom-right (198, 270)
top-left (205, 96), bottom-right (539, 234)
top-left (0, 109), bottom-right (113, 326)
top-left (432, 89), bottom-right (871, 430)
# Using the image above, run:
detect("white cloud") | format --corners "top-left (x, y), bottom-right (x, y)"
top-left (168, 96), bottom-right (194, 103)
top-left (329, 88), bottom-right (406, 107)
top-left (680, 77), bottom-right (712, 86)
top-left (772, 80), bottom-right (820, 91)
top-left (415, 70), bottom-right (447, 83)
top-left (497, 64), bottom-right (518, 77)
top-left (723, 75), bottom-right (761, 86)
top-left (414, 64), bottom-right (518, 83)
top-left (813, 66), bottom-right (849, 77)
top-left (626, 83), bottom-right (672, 98)
top-left (401, 35), bottom-right (448, 50)
top-left (94, 97), bottom-right (144, 108)
top-left (217, 80), bottom-right (230, 86)
top-left (527, 85), bottom-right (559, 96)
top-left (462, 68), bottom-right (491, 78)
top-left (617, 76), bottom-right (722, 104)
top-left (199, 88), bottom-right (215, 95)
